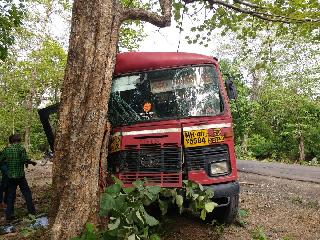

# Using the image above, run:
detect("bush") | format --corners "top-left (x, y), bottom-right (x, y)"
top-left (247, 134), bottom-right (275, 159)
top-left (73, 178), bottom-right (217, 240)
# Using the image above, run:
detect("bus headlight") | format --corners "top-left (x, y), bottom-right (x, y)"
top-left (210, 161), bottom-right (229, 175)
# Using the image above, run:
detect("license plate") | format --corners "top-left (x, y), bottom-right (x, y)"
top-left (183, 129), bottom-right (209, 148)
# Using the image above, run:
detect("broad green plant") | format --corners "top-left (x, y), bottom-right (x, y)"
top-left (74, 178), bottom-right (217, 240)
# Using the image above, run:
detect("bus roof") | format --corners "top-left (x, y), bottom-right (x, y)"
top-left (114, 52), bottom-right (217, 76)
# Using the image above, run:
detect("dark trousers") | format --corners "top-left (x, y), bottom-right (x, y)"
top-left (5, 177), bottom-right (35, 219)
top-left (0, 174), bottom-right (8, 204)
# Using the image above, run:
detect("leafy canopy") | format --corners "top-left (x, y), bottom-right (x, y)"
top-left (173, 0), bottom-right (320, 46)
top-left (0, 0), bottom-right (25, 60)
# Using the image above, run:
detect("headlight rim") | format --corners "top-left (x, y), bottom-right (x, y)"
top-left (208, 160), bottom-right (230, 177)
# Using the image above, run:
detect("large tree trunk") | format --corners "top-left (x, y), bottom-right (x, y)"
top-left (49, 0), bottom-right (172, 238)
top-left (50, 0), bottom-right (122, 239)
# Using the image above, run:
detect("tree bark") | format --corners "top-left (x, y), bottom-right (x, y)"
top-left (251, 70), bottom-right (260, 101)
top-left (24, 70), bottom-right (36, 151)
top-left (24, 126), bottom-right (30, 152)
top-left (241, 132), bottom-right (248, 156)
top-left (50, 0), bottom-right (172, 239)
top-left (298, 131), bottom-right (305, 162)
top-left (50, 0), bottom-right (122, 239)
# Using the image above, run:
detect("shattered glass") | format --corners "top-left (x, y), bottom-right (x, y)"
top-left (109, 65), bottom-right (223, 126)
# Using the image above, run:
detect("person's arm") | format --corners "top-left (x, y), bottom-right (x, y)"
top-left (21, 146), bottom-right (37, 166)
top-left (20, 147), bottom-right (28, 163)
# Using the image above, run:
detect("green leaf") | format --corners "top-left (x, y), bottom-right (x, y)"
top-left (175, 195), bottom-right (184, 207)
top-left (123, 187), bottom-right (136, 194)
top-left (141, 206), bottom-right (159, 226)
top-left (200, 209), bottom-right (206, 220)
top-left (146, 186), bottom-right (161, 195)
top-left (114, 194), bottom-right (127, 211)
top-left (108, 218), bottom-right (120, 230)
top-left (126, 211), bottom-right (134, 224)
top-left (150, 234), bottom-right (161, 240)
top-left (238, 209), bottom-right (248, 218)
top-left (105, 183), bottom-right (121, 195)
top-left (144, 212), bottom-right (159, 226)
top-left (204, 202), bottom-right (216, 213)
top-left (192, 193), bottom-right (199, 200)
top-left (135, 210), bottom-right (144, 224)
top-left (145, 191), bottom-right (156, 201)
top-left (205, 189), bottom-right (214, 198)
top-left (158, 199), bottom-right (168, 215)
top-left (85, 223), bottom-right (95, 233)
top-left (112, 175), bottom-right (124, 186)
top-left (100, 193), bottom-right (116, 214)
top-left (128, 234), bottom-right (136, 240)
top-left (132, 180), bottom-right (144, 188)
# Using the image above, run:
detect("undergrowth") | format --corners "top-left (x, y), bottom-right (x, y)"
top-left (73, 177), bottom-right (217, 240)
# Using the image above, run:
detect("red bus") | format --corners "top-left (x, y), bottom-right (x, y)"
top-left (39, 52), bottom-right (239, 223)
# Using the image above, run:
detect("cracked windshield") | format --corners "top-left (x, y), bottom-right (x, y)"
top-left (108, 65), bottom-right (223, 126)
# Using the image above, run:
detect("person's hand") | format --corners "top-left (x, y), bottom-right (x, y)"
top-left (26, 160), bottom-right (37, 166)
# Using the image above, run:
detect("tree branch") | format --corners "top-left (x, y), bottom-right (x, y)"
top-left (233, 0), bottom-right (262, 9)
top-left (183, 0), bottom-right (320, 24)
top-left (122, 0), bottom-right (172, 28)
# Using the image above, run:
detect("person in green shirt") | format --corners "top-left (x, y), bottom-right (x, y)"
top-left (0, 134), bottom-right (36, 221)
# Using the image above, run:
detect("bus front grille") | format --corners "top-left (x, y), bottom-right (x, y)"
top-left (108, 143), bottom-right (182, 187)
top-left (184, 144), bottom-right (229, 170)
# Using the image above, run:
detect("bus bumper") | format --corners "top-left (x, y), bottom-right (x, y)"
top-left (204, 181), bottom-right (240, 207)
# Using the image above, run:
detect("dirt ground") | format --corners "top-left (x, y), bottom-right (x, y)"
top-left (0, 163), bottom-right (319, 240)
top-left (165, 173), bottom-right (320, 240)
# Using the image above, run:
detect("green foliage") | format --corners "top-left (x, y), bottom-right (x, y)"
top-left (0, 0), bottom-right (147, 156)
top-left (252, 226), bottom-right (292, 240)
top-left (177, 0), bottom-right (320, 49)
top-left (183, 180), bottom-right (216, 220)
top-left (0, 0), bottom-right (25, 60)
top-left (74, 179), bottom-right (216, 240)
top-left (0, 37), bottom-right (66, 154)
top-left (251, 226), bottom-right (268, 240)
top-left (219, 59), bottom-right (256, 137)
top-left (237, 208), bottom-right (248, 226)
top-left (2, 0), bottom-right (319, 164)
top-left (218, 29), bottom-right (320, 162)
top-left (247, 135), bottom-right (275, 159)
top-left (73, 223), bottom-right (100, 240)
top-left (119, 20), bottom-right (146, 51)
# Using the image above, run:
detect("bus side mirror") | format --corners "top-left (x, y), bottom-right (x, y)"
top-left (225, 79), bottom-right (237, 100)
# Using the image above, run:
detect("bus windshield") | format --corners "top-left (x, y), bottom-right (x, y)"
top-left (108, 65), bottom-right (224, 126)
